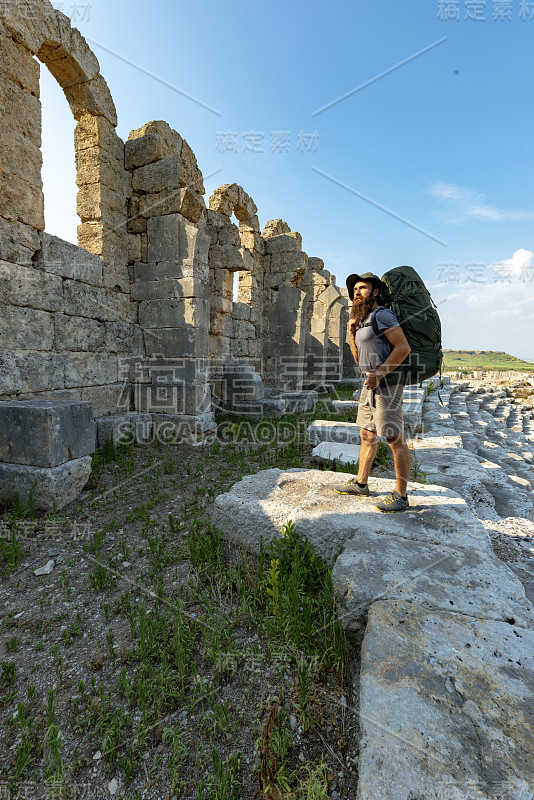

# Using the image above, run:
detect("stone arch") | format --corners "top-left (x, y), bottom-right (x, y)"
top-left (0, 0), bottom-right (128, 289)
top-left (209, 183), bottom-right (261, 307)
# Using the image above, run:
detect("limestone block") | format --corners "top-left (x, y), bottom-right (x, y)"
top-left (13, 351), bottom-right (66, 393)
top-left (38, 42), bottom-right (99, 91)
top-left (138, 298), bottom-right (208, 329)
top-left (75, 146), bottom-right (127, 190)
top-left (104, 322), bottom-right (144, 354)
top-left (63, 73), bottom-right (118, 125)
top-left (132, 262), bottom-right (155, 282)
top-left (0, 216), bottom-right (40, 264)
top-left (54, 314), bottom-right (105, 352)
top-left (95, 412), bottom-right (153, 448)
top-left (275, 390), bottom-right (318, 412)
top-left (0, 169), bottom-right (44, 230)
top-left (64, 352), bottom-right (119, 388)
top-left (232, 302), bottom-right (251, 322)
top-left (143, 327), bottom-right (209, 358)
top-left (128, 234), bottom-right (142, 265)
top-left (0, 353), bottom-right (21, 395)
top-left (63, 280), bottom-right (133, 322)
top-left (126, 121), bottom-right (182, 166)
top-left (77, 183), bottom-right (127, 222)
top-left (132, 157), bottom-right (189, 194)
top-left (312, 441), bottom-right (360, 467)
top-left (138, 188), bottom-right (204, 223)
top-left (1, 80), bottom-right (41, 147)
top-left (231, 319), bottom-right (255, 340)
top-left (0, 306), bottom-right (54, 350)
top-left (239, 230), bottom-right (263, 251)
top-left (357, 600), bottom-right (534, 799)
top-left (1, 33), bottom-right (40, 95)
top-left (0, 260), bottom-right (63, 312)
top-left (38, 233), bottom-right (103, 285)
top-left (147, 215), bottom-right (210, 264)
top-left (151, 412), bottom-right (216, 445)
top-left (81, 383), bottom-right (131, 417)
top-left (261, 219), bottom-right (291, 239)
top-left (137, 356), bottom-right (210, 386)
top-left (265, 232), bottom-right (302, 254)
top-left (0, 399), bottom-right (95, 467)
top-left (125, 132), bottom-right (181, 171)
top-left (2, 125), bottom-right (42, 187)
top-left (127, 217), bottom-right (147, 234)
top-left (306, 420), bottom-right (361, 446)
top-left (156, 258), bottom-right (209, 282)
top-left (130, 277), bottom-right (208, 302)
top-left (209, 243), bottom-right (244, 271)
top-left (0, 456), bottom-right (93, 511)
top-left (248, 339), bottom-right (262, 359)
top-left (209, 183), bottom-right (239, 217)
top-left (267, 251), bottom-right (308, 274)
top-left (74, 114), bottom-right (121, 157)
top-left (217, 224), bottom-right (240, 247)
top-left (102, 257), bottom-right (131, 295)
top-left (209, 335), bottom-right (231, 358)
top-left (308, 256), bottom-right (325, 271)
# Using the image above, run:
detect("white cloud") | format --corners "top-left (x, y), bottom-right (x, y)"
top-left (429, 182), bottom-right (534, 224)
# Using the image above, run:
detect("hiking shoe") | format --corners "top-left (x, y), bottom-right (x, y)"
top-left (334, 478), bottom-right (370, 496)
top-left (375, 490), bottom-right (409, 513)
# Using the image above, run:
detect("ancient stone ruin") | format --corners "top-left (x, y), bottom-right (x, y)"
top-left (0, 0), bottom-right (352, 510)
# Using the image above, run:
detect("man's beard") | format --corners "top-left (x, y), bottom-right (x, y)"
top-left (350, 296), bottom-right (376, 325)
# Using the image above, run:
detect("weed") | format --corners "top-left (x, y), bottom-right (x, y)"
top-left (0, 524), bottom-right (23, 577)
top-left (163, 726), bottom-right (188, 794)
top-left (296, 757), bottom-right (329, 799)
top-left (5, 635), bottom-right (20, 653)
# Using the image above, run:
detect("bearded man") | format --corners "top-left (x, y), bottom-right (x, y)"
top-left (335, 272), bottom-right (413, 512)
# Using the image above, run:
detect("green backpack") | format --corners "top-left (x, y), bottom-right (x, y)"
top-left (369, 266), bottom-right (443, 385)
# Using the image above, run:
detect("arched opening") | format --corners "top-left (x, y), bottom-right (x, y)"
top-left (39, 59), bottom-right (78, 244)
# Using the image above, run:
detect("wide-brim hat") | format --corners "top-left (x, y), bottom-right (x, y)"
top-left (346, 272), bottom-right (383, 301)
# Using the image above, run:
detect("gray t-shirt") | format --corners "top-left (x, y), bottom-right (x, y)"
top-left (355, 307), bottom-right (400, 374)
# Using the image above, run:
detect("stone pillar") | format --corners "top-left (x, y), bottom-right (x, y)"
top-left (261, 228), bottom-right (308, 390)
top-left (74, 115), bottom-right (129, 291)
top-left (0, 28), bottom-right (44, 235)
top-left (124, 122), bottom-right (212, 438)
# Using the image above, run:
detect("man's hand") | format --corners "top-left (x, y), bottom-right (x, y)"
top-left (364, 372), bottom-right (381, 390)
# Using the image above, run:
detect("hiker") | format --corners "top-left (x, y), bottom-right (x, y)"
top-left (335, 272), bottom-right (413, 512)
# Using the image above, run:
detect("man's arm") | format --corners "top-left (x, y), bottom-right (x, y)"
top-left (364, 325), bottom-right (411, 389)
top-left (349, 321), bottom-right (359, 364)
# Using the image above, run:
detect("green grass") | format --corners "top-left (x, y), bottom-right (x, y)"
top-left (443, 350), bottom-right (534, 373)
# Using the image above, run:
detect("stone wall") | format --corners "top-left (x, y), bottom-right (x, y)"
top-left (0, 0), bottom-right (353, 435)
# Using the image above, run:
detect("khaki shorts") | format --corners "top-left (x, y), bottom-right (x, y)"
top-left (356, 382), bottom-right (404, 438)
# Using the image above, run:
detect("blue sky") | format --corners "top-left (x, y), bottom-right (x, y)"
top-left (41, 0), bottom-right (534, 359)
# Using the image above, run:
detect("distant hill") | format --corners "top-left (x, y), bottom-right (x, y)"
top-left (443, 350), bottom-right (534, 373)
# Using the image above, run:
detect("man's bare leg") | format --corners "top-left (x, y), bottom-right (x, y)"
top-left (387, 432), bottom-right (411, 496)
top-left (358, 428), bottom-right (378, 485)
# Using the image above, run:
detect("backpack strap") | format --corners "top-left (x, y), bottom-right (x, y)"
top-left (356, 306), bottom-right (389, 342)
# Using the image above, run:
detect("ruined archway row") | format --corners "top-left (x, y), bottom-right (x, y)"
top-left (0, 0), bottom-right (350, 426)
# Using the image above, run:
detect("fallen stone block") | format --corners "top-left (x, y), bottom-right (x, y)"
top-left (0, 457), bottom-right (93, 511)
top-left (312, 441), bottom-right (360, 468)
top-left (306, 420), bottom-right (361, 447)
top-left (273, 391), bottom-right (318, 412)
top-left (0, 400), bottom-right (95, 468)
top-left (331, 400), bottom-right (358, 415)
top-left (356, 599), bottom-right (534, 799)
top-left (151, 412), bottom-right (216, 444)
top-left (95, 413), bottom-right (153, 449)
